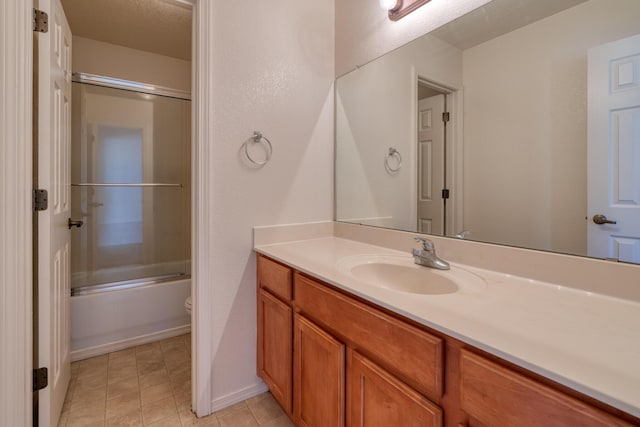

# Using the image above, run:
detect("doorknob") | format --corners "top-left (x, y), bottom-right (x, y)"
top-left (593, 214), bottom-right (617, 225)
top-left (67, 218), bottom-right (84, 229)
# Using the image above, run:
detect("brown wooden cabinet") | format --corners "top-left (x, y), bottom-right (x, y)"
top-left (257, 289), bottom-right (292, 414)
top-left (256, 254), bottom-right (640, 427)
top-left (293, 314), bottom-right (345, 427)
top-left (347, 350), bottom-right (442, 427)
top-left (459, 349), bottom-right (635, 427)
top-left (257, 256), bottom-right (293, 415)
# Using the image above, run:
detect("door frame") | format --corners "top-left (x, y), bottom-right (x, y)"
top-left (1, 0), bottom-right (216, 422)
top-left (411, 71), bottom-right (464, 237)
top-left (0, 2), bottom-right (34, 425)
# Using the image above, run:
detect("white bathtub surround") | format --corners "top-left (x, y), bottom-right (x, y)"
top-left (253, 221), bottom-right (640, 418)
top-left (70, 279), bottom-right (191, 361)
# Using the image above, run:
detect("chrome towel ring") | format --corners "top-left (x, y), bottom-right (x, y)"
top-left (243, 131), bottom-right (273, 166)
top-left (385, 147), bottom-right (402, 173)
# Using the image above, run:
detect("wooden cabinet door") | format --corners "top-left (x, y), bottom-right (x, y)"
top-left (347, 350), bottom-right (442, 427)
top-left (294, 314), bottom-right (345, 427)
top-left (460, 349), bottom-right (634, 427)
top-left (257, 289), bottom-right (293, 414)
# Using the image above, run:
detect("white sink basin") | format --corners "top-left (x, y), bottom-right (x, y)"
top-left (336, 255), bottom-right (486, 295)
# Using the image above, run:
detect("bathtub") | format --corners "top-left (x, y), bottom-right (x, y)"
top-left (70, 278), bottom-right (191, 361)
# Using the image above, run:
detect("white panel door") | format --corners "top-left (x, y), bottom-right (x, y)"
top-left (588, 34), bottom-right (640, 263)
top-left (38, 0), bottom-right (72, 425)
top-left (417, 94), bottom-right (446, 234)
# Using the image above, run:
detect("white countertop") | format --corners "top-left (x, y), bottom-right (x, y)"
top-left (254, 236), bottom-right (640, 418)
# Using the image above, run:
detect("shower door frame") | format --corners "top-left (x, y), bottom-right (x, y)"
top-left (70, 73), bottom-right (190, 295)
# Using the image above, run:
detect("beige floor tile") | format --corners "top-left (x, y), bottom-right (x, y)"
top-left (105, 408), bottom-right (142, 427)
top-left (162, 347), bottom-right (189, 362)
top-left (139, 369), bottom-right (170, 390)
top-left (67, 401), bottom-right (106, 427)
top-left (108, 364), bottom-right (138, 384)
top-left (109, 354), bottom-right (138, 370)
top-left (106, 390), bottom-right (141, 420)
top-left (260, 415), bottom-right (295, 427)
top-left (171, 378), bottom-right (191, 398)
top-left (179, 408), bottom-right (220, 427)
top-left (70, 387), bottom-right (106, 410)
top-left (137, 359), bottom-right (166, 377)
top-left (159, 336), bottom-right (187, 351)
top-left (107, 376), bottom-right (139, 400)
top-left (217, 406), bottom-right (259, 427)
top-left (71, 361), bottom-right (81, 374)
top-left (140, 382), bottom-right (173, 406)
top-left (247, 393), bottom-right (285, 425)
top-left (109, 347), bottom-right (136, 360)
top-left (174, 388), bottom-right (192, 410)
top-left (142, 396), bottom-right (178, 425)
top-left (167, 364), bottom-right (190, 381)
top-left (213, 401), bottom-right (248, 419)
top-left (164, 358), bottom-right (189, 373)
top-left (78, 355), bottom-right (109, 378)
top-left (136, 347), bottom-right (164, 362)
top-left (134, 341), bottom-right (161, 353)
top-left (144, 412), bottom-right (182, 426)
top-left (75, 372), bottom-right (108, 392)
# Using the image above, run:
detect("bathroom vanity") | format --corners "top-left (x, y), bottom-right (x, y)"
top-left (254, 234), bottom-right (640, 427)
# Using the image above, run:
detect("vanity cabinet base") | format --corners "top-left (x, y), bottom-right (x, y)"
top-left (256, 254), bottom-right (640, 427)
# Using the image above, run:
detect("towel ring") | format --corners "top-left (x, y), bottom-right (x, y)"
top-left (243, 131), bottom-right (273, 166)
top-left (385, 147), bottom-right (402, 173)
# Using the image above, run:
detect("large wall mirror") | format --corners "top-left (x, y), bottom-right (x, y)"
top-left (336, 0), bottom-right (640, 264)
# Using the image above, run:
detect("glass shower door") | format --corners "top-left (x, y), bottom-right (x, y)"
top-left (70, 80), bottom-right (191, 295)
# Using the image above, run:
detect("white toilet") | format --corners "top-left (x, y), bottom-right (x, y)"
top-left (184, 296), bottom-right (192, 315)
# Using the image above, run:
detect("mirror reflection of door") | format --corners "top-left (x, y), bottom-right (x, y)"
top-left (587, 33), bottom-right (640, 263)
top-left (417, 86), bottom-right (447, 234)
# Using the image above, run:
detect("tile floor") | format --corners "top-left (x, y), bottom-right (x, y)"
top-left (58, 334), bottom-right (292, 427)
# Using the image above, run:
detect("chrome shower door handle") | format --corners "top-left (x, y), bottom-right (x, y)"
top-left (68, 218), bottom-right (84, 229)
top-left (593, 214), bottom-right (617, 225)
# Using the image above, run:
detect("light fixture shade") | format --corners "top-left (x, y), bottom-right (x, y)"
top-left (379, 0), bottom-right (400, 11)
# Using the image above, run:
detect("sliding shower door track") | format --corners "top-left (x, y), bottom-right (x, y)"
top-left (71, 273), bottom-right (191, 296)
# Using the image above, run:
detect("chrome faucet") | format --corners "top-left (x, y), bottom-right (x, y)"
top-left (412, 237), bottom-right (450, 270)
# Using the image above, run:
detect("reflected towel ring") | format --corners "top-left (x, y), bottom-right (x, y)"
top-left (385, 147), bottom-right (402, 173)
top-left (243, 131), bottom-right (273, 166)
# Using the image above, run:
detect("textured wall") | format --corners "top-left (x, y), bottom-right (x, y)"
top-left (204, 0), bottom-right (335, 408)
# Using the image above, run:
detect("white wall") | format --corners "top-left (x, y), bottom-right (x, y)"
top-left (335, 0), bottom-right (491, 76)
top-left (336, 34), bottom-right (462, 231)
top-left (204, 0), bottom-right (335, 409)
top-left (72, 36), bottom-right (191, 92)
top-left (462, 0), bottom-right (640, 255)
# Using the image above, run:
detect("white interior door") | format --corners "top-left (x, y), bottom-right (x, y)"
top-left (588, 33), bottom-right (640, 263)
top-left (37, 0), bottom-right (72, 425)
top-left (417, 94), bottom-right (446, 234)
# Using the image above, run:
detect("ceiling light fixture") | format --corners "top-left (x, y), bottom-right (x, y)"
top-left (379, 0), bottom-right (401, 11)
top-left (382, 0), bottom-right (431, 21)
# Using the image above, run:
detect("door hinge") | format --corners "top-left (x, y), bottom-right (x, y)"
top-left (33, 9), bottom-right (48, 33)
top-left (442, 112), bottom-right (450, 123)
top-left (33, 367), bottom-right (48, 391)
top-left (442, 189), bottom-right (450, 199)
top-left (33, 189), bottom-right (49, 211)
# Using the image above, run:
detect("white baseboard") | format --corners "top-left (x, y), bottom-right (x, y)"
top-left (71, 324), bottom-right (191, 361)
top-left (209, 381), bottom-right (269, 413)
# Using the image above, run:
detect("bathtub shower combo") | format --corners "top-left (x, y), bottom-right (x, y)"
top-left (69, 73), bottom-right (191, 360)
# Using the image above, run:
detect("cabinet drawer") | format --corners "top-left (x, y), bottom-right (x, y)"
top-left (258, 255), bottom-right (292, 301)
top-left (460, 349), bottom-right (633, 427)
top-left (294, 273), bottom-right (443, 401)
